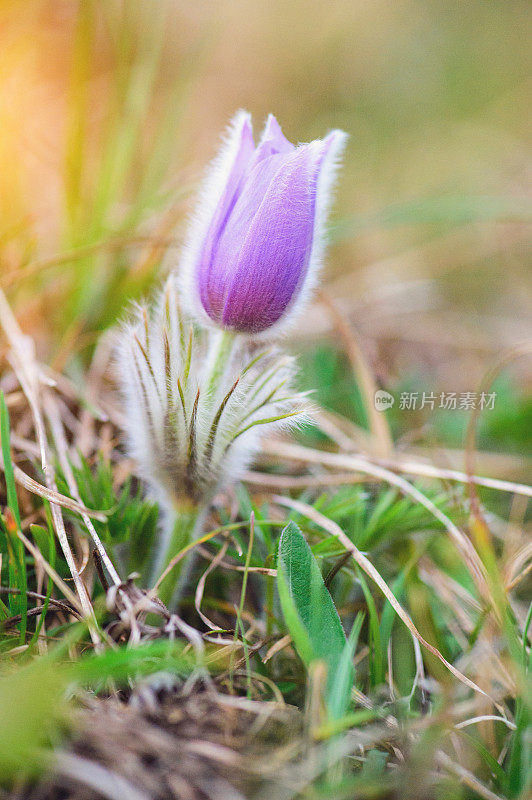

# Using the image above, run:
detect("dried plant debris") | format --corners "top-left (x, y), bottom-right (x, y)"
top-left (11, 678), bottom-right (303, 800)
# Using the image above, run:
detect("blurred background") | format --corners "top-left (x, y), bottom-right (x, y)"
top-left (0, 0), bottom-right (530, 464)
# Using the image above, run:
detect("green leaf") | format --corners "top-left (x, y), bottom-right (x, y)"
top-left (277, 521), bottom-right (350, 707)
top-left (327, 612), bottom-right (365, 722)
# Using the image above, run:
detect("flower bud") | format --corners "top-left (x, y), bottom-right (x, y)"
top-left (116, 277), bottom-right (307, 515)
top-left (181, 112), bottom-right (347, 335)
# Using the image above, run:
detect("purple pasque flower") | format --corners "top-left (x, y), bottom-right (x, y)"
top-left (181, 112), bottom-right (347, 335)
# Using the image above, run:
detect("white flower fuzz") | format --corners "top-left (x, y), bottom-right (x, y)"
top-left (116, 276), bottom-right (307, 513)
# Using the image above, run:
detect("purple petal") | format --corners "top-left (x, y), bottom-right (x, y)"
top-left (197, 114), bottom-right (255, 319)
top-left (237, 115), bottom-right (295, 187)
top-left (254, 114), bottom-right (294, 161)
top-left (219, 138), bottom-right (333, 332)
top-left (199, 148), bottom-right (291, 322)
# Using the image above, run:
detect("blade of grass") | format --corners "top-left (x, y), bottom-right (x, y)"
top-left (355, 568), bottom-right (384, 688)
top-left (28, 521), bottom-right (56, 648)
top-left (0, 391), bottom-right (27, 642)
top-left (327, 612), bottom-right (365, 722)
top-left (230, 512), bottom-right (255, 697)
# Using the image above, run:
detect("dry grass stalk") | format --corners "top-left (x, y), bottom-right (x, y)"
top-left (0, 289), bottom-right (100, 644)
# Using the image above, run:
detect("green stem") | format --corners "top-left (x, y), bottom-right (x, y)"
top-left (154, 330), bottom-right (236, 609)
top-left (205, 329), bottom-right (236, 400)
top-left (156, 505), bottom-right (206, 610)
top-left (265, 553), bottom-right (274, 638)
